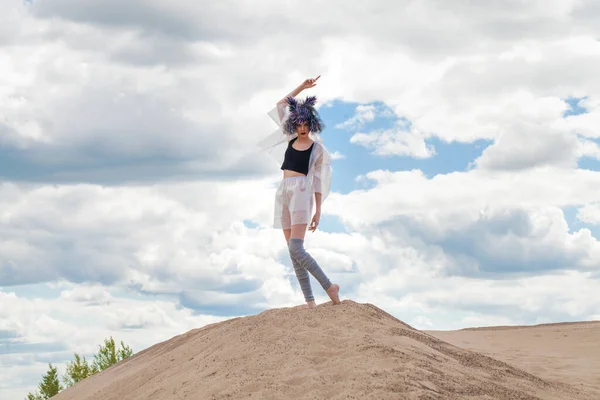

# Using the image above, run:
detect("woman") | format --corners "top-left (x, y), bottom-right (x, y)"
top-left (259, 75), bottom-right (341, 309)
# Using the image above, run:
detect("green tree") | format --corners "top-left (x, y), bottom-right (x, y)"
top-left (62, 353), bottom-right (93, 388)
top-left (26, 363), bottom-right (63, 399)
top-left (91, 336), bottom-right (133, 372)
top-left (27, 337), bottom-right (134, 398)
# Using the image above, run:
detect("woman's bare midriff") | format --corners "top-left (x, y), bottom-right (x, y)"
top-left (283, 169), bottom-right (306, 178)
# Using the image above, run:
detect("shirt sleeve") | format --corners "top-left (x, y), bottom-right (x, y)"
top-left (267, 102), bottom-right (288, 129)
top-left (259, 103), bottom-right (293, 165)
top-left (311, 144), bottom-right (332, 204)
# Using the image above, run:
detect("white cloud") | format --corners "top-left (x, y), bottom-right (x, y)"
top-left (0, 179), bottom-right (288, 291)
top-left (335, 105), bottom-right (379, 130)
top-left (339, 104), bottom-right (436, 159)
top-left (410, 316), bottom-right (434, 329)
top-left (331, 168), bottom-right (600, 227)
top-left (326, 168), bottom-right (600, 278)
top-left (0, 1), bottom-right (285, 184)
top-left (351, 126), bottom-right (435, 158)
top-left (317, 25), bottom-right (600, 170)
top-left (562, 97), bottom-right (600, 139)
top-left (577, 203), bottom-right (600, 225)
top-left (59, 286), bottom-right (111, 306)
top-left (1, 0), bottom-right (599, 182)
top-left (577, 139), bottom-right (600, 160)
top-left (330, 151), bottom-right (345, 160)
top-left (473, 123), bottom-right (580, 170)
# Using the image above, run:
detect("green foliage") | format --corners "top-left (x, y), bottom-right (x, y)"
top-left (63, 353), bottom-right (93, 388)
top-left (26, 392), bottom-right (43, 400)
top-left (26, 363), bottom-right (63, 399)
top-left (91, 336), bottom-right (134, 372)
top-left (26, 337), bottom-right (134, 399)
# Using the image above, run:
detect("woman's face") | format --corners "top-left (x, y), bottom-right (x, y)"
top-left (295, 121), bottom-right (309, 137)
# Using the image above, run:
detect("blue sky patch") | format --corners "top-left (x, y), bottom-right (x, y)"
top-left (1, 283), bottom-right (63, 299)
top-left (578, 138), bottom-right (600, 171)
top-left (0, 340), bottom-right (69, 356)
top-left (563, 96), bottom-right (588, 117)
top-left (562, 205), bottom-right (599, 239)
top-left (318, 100), bottom-right (493, 196)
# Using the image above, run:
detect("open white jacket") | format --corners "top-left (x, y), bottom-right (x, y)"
top-left (257, 102), bottom-right (332, 208)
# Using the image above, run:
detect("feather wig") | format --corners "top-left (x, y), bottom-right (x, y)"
top-left (283, 95), bottom-right (325, 135)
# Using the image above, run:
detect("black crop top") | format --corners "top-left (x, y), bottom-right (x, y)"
top-left (281, 137), bottom-right (314, 175)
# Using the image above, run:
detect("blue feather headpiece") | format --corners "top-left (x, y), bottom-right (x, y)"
top-left (284, 95), bottom-right (325, 135)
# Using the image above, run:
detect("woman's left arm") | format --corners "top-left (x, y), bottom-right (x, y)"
top-left (309, 192), bottom-right (322, 232)
top-left (309, 152), bottom-right (324, 232)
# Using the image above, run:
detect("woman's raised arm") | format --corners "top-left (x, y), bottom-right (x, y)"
top-left (277, 75), bottom-right (321, 106)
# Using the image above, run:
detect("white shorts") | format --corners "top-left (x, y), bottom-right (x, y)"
top-left (274, 176), bottom-right (313, 229)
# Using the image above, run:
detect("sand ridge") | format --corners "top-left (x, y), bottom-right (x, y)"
top-left (52, 301), bottom-right (599, 399)
top-left (427, 320), bottom-right (600, 394)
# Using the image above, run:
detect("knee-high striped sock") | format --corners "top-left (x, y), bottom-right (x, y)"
top-left (291, 255), bottom-right (314, 302)
top-left (289, 238), bottom-right (332, 291)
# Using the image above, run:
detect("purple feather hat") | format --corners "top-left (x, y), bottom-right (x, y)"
top-left (284, 95), bottom-right (325, 135)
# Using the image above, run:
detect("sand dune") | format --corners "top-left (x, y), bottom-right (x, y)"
top-left (52, 301), bottom-right (598, 399)
top-left (427, 320), bottom-right (600, 394)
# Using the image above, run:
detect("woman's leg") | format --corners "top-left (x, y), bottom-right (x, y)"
top-left (289, 224), bottom-right (341, 305)
top-left (278, 179), bottom-right (316, 307)
top-left (278, 180), bottom-right (311, 306)
top-left (283, 228), bottom-right (291, 243)
top-left (284, 223), bottom-right (315, 306)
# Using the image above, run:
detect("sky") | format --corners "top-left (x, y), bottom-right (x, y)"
top-left (1, 0), bottom-right (600, 398)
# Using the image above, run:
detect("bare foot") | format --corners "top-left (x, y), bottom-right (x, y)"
top-left (326, 283), bottom-right (341, 305)
top-left (300, 301), bottom-right (317, 310)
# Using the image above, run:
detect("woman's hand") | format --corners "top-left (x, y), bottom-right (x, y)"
top-left (308, 211), bottom-right (321, 232)
top-left (278, 75), bottom-right (321, 105)
top-left (301, 75), bottom-right (321, 90)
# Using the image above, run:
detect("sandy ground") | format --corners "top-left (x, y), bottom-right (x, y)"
top-left (52, 301), bottom-right (599, 399)
top-left (427, 320), bottom-right (600, 394)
